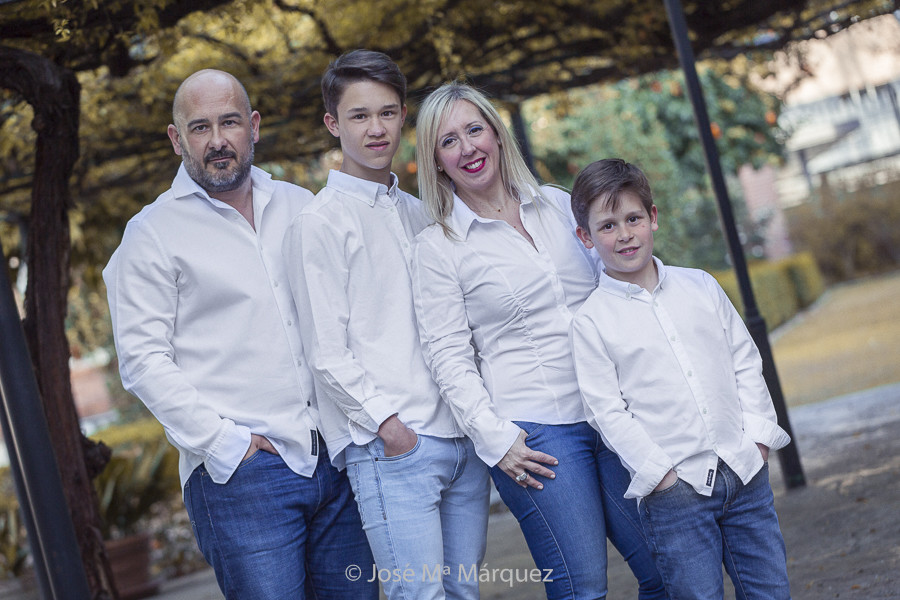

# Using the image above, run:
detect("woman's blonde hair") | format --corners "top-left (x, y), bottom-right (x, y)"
top-left (415, 81), bottom-right (544, 237)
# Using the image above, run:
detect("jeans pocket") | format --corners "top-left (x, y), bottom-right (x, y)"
top-left (236, 448), bottom-right (276, 471)
top-left (376, 433), bottom-right (422, 462)
top-left (514, 420), bottom-right (547, 439)
top-left (647, 477), bottom-right (683, 497)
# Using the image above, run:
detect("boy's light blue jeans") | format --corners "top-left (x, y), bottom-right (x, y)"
top-left (344, 434), bottom-right (491, 600)
top-left (491, 421), bottom-right (666, 600)
top-left (184, 444), bottom-right (378, 600)
top-left (638, 460), bottom-right (791, 600)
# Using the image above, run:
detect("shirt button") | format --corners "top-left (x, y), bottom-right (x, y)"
top-left (670, 335), bottom-right (676, 341)
top-left (703, 408), bottom-right (708, 414)
top-left (687, 370), bottom-right (693, 377)
top-left (273, 281), bottom-right (279, 288)
top-left (307, 401), bottom-right (311, 407)
top-left (287, 320), bottom-right (293, 326)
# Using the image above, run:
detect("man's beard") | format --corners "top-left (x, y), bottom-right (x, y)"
top-left (183, 143), bottom-right (254, 194)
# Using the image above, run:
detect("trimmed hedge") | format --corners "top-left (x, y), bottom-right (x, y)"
top-left (711, 252), bottom-right (825, 331)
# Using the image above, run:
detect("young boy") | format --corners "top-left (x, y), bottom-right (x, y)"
top-left (283, 50), bottom-right (490, 600)
top-left (568, 158), bottom-right (792, 599)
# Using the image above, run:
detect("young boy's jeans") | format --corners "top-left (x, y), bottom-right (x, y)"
top-left (344, 434), bottom-right (491, 600)
top-left (638, 460), bottom-right (791, 600)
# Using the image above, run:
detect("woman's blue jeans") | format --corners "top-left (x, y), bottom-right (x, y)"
top-left (184, 445), bottom-right (377, 600)
top-left (491, 421), bottom-right (667, 599)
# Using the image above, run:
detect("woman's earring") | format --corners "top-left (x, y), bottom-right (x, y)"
top-left (437, 165), bottom-right (443, 171)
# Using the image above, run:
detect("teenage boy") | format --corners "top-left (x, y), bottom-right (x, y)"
top-left (568, 158), bottom-right (792, 599)
top-left (104, 69), bottom-right (376, 599)
top-left (283, 50), bottom-right (490, 600)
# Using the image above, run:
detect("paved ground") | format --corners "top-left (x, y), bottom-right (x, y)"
top-left (4, 382), bottom-right (897, 599)
top-left (145, 381), bottom-right (900, 600)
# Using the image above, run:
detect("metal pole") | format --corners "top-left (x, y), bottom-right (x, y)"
top-left (662, 0), bottom-right (806, 489)
top-left (509, 103), bottom-right (538, 177)
top-left (0, 241), bottom-right (92, 598)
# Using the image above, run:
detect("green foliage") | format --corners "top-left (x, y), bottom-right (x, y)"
top-left (524, 63), bottom-right (783, 270)
top-left (88, 419), bottom-right (180, 539)
top-left (0, 420), bottom-right (181, 577)
top-left (0, 471), bottom-right (28, 579)
top-left (711, 252), bottom-right (824, 330)
top-left (90, 418), bottom-right (181, 539)
top-left (782, 252), bottom-right (826, 308)
top-left (785, 177), bottom-right (900, 282)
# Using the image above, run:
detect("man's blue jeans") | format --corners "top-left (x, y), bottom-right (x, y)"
top-left (184, 444), bottom-right (377, 600)
top-left (344, 434), bottom-right (491, 600)
top-left (638, 461), bottom-right (791, 600)
top-left (491, 421), bottom-right (666, 599)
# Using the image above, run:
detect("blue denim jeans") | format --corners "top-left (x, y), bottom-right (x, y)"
top-left (184, 445), bottom-right (377, 600)
top-left (344, 434), bottom-right (491, 600)
top-left (638, 461), bottom-right (790, 600)
top-left (491, 421), bottom-right (666, 600)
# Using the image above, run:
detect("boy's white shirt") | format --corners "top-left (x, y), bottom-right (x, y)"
top-left (570, 256), bottom-right (790, 500)
top-left (283, 169), bottom-right (462, 470)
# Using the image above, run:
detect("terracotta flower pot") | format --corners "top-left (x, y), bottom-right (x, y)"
top-left (105, 532), bottom-right (159, 600)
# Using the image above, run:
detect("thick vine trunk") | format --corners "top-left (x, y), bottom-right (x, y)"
top-left (0, 46), bottom-right (116, 600)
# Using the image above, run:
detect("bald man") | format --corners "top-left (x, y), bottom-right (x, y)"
top-left (104, 70), bottom-right (377, 600)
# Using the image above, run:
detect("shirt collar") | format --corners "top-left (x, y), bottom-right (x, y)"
top-left (325, 169), bottom-right (399, 206)
top-left (598, 256), bottom-right (668, 299)
top-left (447, 186), bottom-right (539, 239)
top-left (171, 164), bottom-right (275, 206)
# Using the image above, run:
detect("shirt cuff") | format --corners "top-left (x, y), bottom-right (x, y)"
top-left (474, 421), bottom-right (523, 468)
top-left (203, 423), bottom-right (252, 484)
top-left (624, 445), bottom-right (674, 499)
top-left (744, 413), bottom-right (792, 451)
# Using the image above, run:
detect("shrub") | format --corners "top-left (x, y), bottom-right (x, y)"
top-left (0, 470), bottom-right (28, 579)
top-left (90, 418), bottom-right (181, 539)
top-left (0, 418), bottom-right (181, 578)
top-left (712, 252), bottom-right (824, 330)
top-left (786, 178), bottom-right (900, 282)
top-left (782, 252), bottom-right (825, 308)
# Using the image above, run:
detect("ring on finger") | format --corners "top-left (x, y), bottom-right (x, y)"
top-left (515, 471), bottom-right (528, 482)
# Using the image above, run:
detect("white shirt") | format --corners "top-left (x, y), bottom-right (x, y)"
top-left (570, 257), bottom-right (791, 500)
top-left (104, 165), bottom-right (320, 489)
top-left (411, 186), bottom-right (598, 467)
top-left (284, 170), bottom-right (462, 469)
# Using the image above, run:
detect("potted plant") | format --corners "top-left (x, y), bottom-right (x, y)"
top-left (94, 422), bottom-right (180, 600)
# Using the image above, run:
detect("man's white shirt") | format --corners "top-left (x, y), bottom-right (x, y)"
top-left (104, 165), bottom-right (320, 488)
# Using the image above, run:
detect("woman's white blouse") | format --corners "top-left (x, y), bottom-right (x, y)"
top-left (411, 186), bottom-right (599, 466)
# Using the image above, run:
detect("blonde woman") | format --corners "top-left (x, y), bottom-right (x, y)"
top-left (410, 82), bottom-right (667, 600)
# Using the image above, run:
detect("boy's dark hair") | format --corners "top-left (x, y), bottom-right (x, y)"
top-left (570, 159), bottom-right (654, 231)
top-left (321, 49), bottom-right (407, 118)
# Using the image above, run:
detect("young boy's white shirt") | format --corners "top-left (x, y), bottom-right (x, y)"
top-left (570, 256), bottom-right (790, 500)
top-left (283, 169), bottom-right (462, 469)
